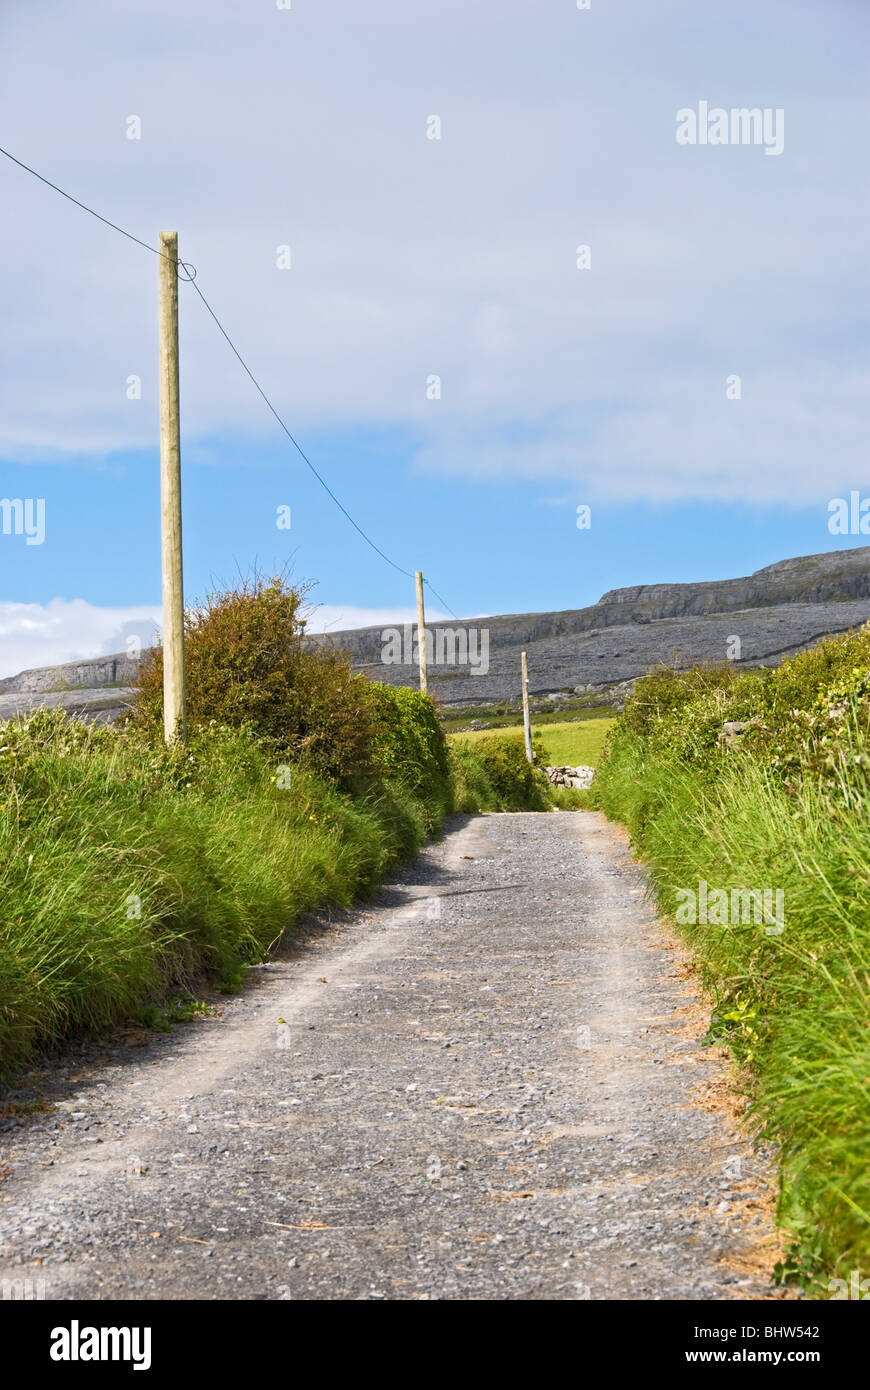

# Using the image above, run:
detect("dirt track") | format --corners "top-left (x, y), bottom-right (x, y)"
top-left (0, 810), bottom-right (781, 1301)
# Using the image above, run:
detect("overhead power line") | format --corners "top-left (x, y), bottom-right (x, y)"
top-left (0, 144), bottom-right (174, 263)
top-left (0, 142), bottom-right (457, 618)
top-left (186, 279), bottom-right (413, 581)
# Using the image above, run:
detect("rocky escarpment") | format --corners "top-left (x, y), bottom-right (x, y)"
top-left (1, 546), bottom-right (869, 720)
top-left (312, 545), bottom-right (870, 669)
top-left (0, 653), bottom-right (139, 696)
top-left (0, 654), bottom-right (140, 725)
top-left (310, 546), bottom-right (870, 705)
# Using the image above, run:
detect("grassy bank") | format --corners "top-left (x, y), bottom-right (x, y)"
top-left (590, 638), bottom-right (870, 1292)
top-left (0, 713), bottom-right (425, 1079)
top-left (0, 706), bottom-right (558, 1082)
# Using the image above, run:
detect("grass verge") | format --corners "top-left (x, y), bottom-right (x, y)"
top-left (590, 645), bottom-right (870, 1293)
top-left (0, 713), bottom-right (563, 1082)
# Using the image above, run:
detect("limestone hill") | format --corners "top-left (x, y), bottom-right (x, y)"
top-left (1, 546), bottom-right (868, 719)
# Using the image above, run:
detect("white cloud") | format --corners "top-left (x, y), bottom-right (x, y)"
top-left (0, 0), bottom-right (865, 502)
top-left (0, 598), bottom-right (455, 679)
top-left (0, 600), bottom-right (161, 679)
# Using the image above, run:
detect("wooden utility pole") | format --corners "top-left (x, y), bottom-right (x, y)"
top-left (158, 230), bottom-right (186, 744)
top-left (415, 570), bottom-right (428, 694)
top-left (521, 650), bottom-right (533, 763)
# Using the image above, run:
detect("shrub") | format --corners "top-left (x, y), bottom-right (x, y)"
top-left (619, 661), bottom-right (742, 737)
top-left (128, 577), bottom-right (376, 785)
top-left (366, 683), bottom-right (452, 821)
top-left (449, 733), bottom-right (552, 812)
top-left (763, 623), bottom-right (870, 721)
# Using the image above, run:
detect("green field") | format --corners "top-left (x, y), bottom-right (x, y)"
top-left (452, 717), bottom-right (615, 768)
top-left (439, 697), bottom-right (615, 735)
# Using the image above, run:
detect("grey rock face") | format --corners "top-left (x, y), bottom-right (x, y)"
top-left (597, 544), bottom-right (870, 616)
top-left (308, 546), bottom-right (870, 705)
top-left (0, 652), bottom-right (140, 695)
top-left (312, 599), bottom-right (870, 707)
top-left (0, 651), bottom-right (139, 725)
top-left (719, 721), bottom-right (753, 748)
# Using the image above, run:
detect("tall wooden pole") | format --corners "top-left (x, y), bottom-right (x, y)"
top-left (158, 231), bottom-right (186, 744)
top-left (521, 650), bottom-right (532, 763)
top-left (415, 570), bottom-right (428, 694)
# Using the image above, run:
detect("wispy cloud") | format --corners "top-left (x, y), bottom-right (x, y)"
top-left (0, 598), bottom-right (453, 679)
top-left (0, 0), bottom-right (864, 504)
top-left (0, 600), bottom-right (161, 679)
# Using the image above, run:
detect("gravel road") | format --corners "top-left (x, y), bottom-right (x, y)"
top-left (0, 810), bottom-right (781, 1301)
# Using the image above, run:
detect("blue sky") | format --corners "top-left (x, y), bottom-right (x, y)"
top-left (0, 0), bottom-right (867, 673)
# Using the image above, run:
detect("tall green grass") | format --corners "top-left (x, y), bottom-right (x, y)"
top-left (591, 649), bottom-right (870, 1292)
top-left (0, 713), bottom-right (560, 1082)
top-left (448, 731), bottom-right (558, 811)
top-left (0, 713), bottom-right (430, 1078)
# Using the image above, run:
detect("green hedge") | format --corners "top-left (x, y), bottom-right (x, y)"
top-left (0, 703), bottom-right (562, 1081)
top-left (449, 732), bottom-right (554, 812)
top-left (367, 683), bottom-right (452, 824)
top-left (0, 712), bottom-right (433, 1080)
